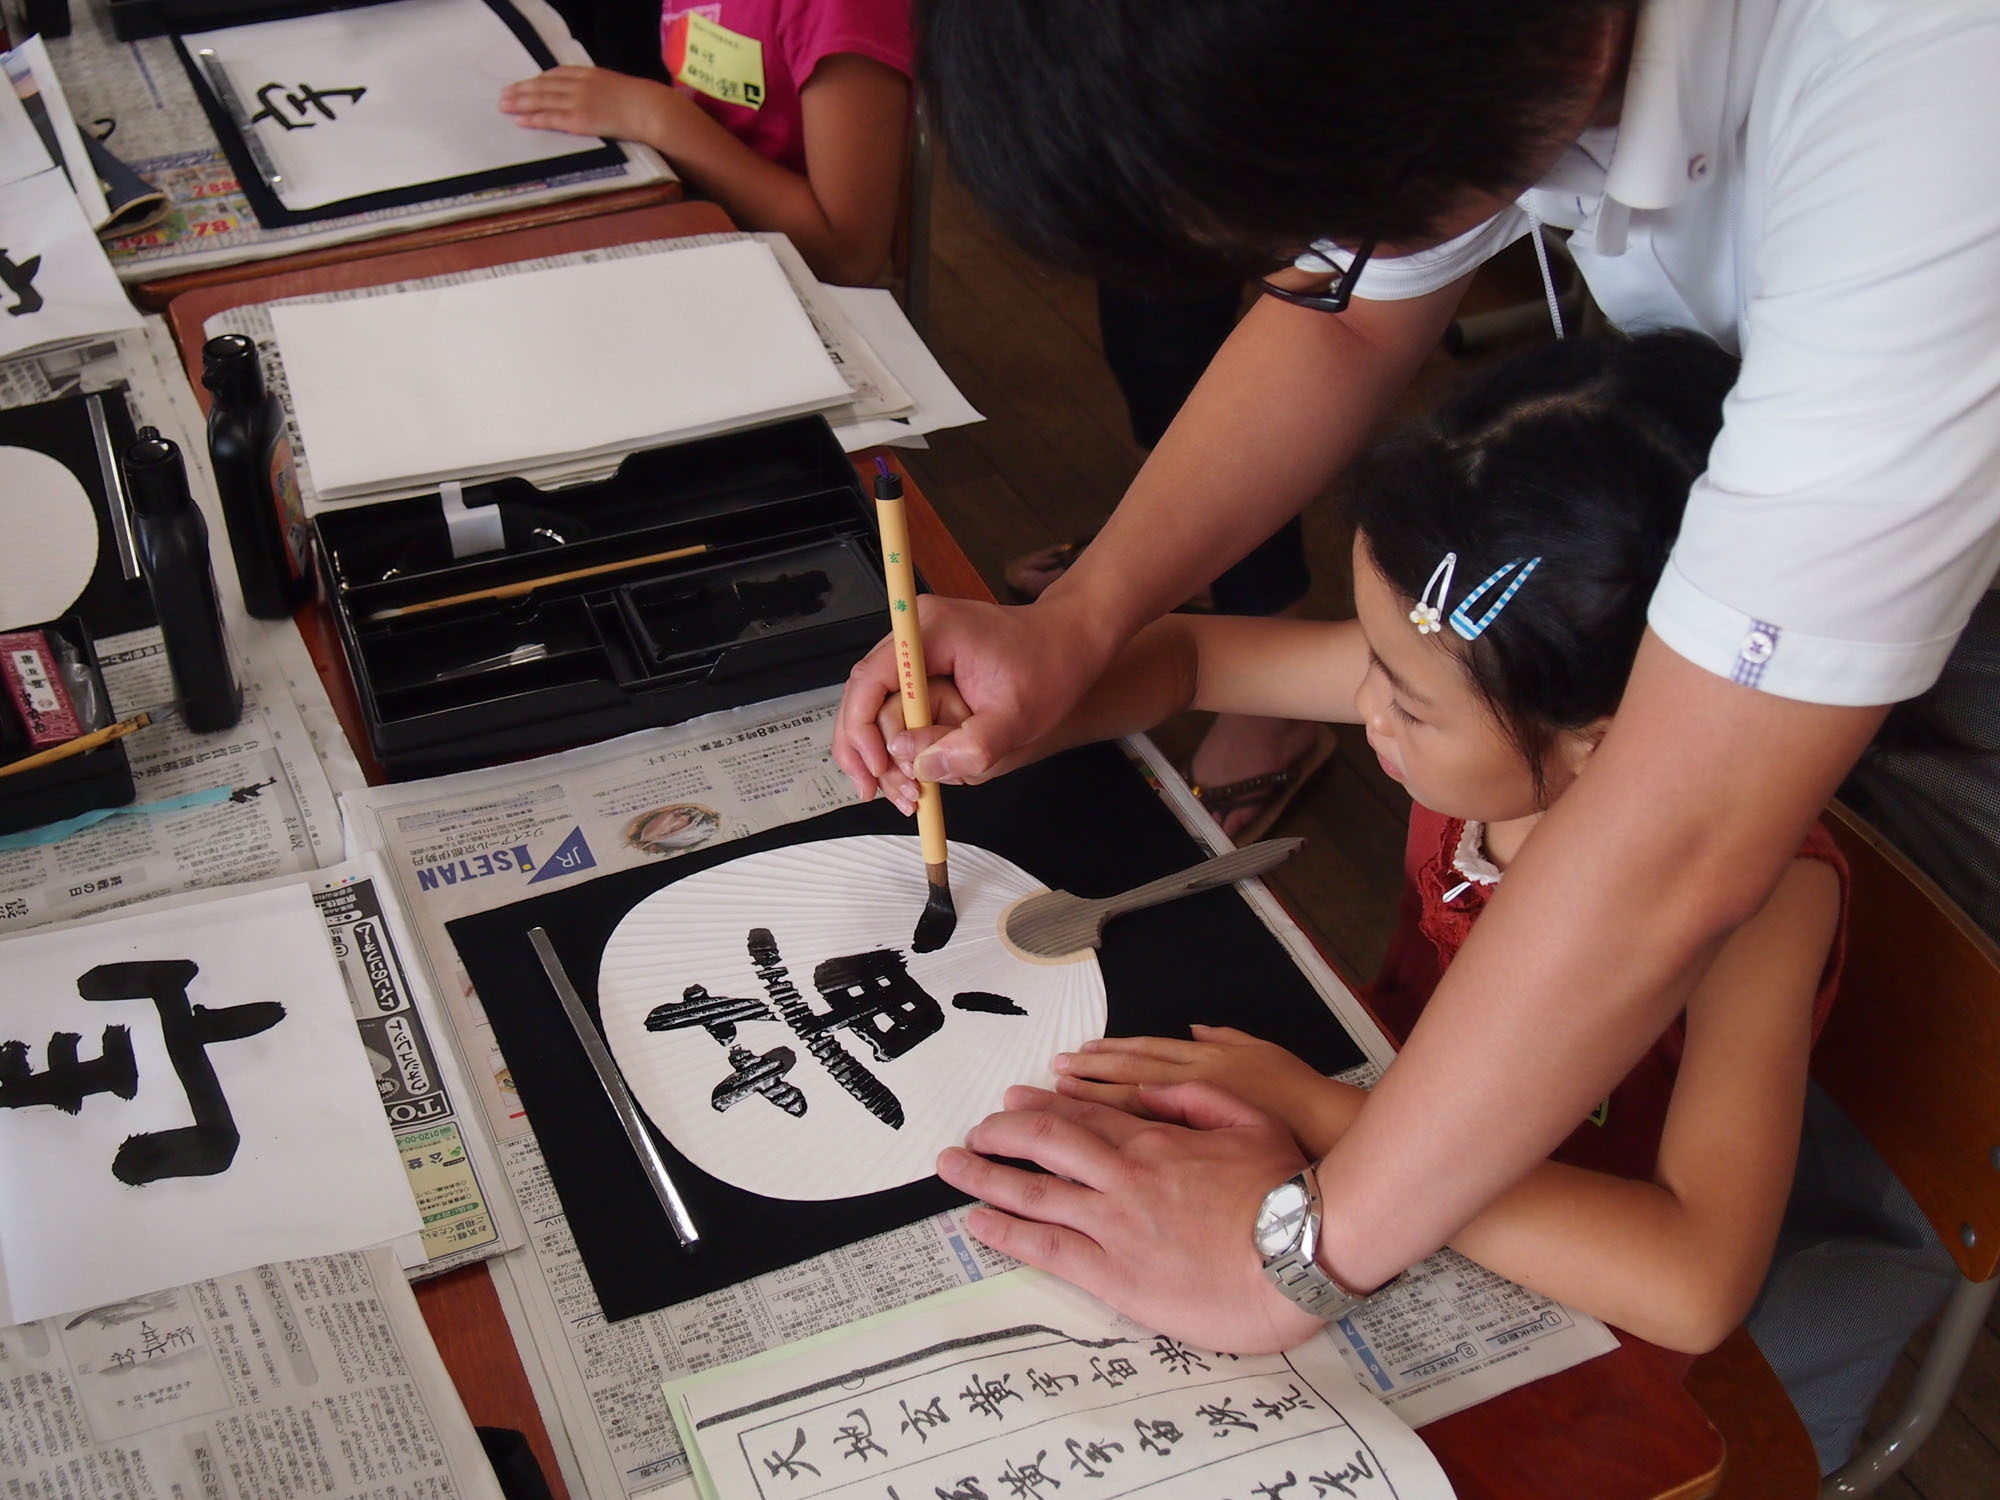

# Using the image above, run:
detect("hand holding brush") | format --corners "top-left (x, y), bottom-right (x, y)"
top-left (873, 457), bottom-right (957, 952)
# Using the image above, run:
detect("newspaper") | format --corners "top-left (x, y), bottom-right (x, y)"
top-left (38, 0), bottom-right (672, 281)
top-left (0, 319), bottom-right (352, 931)
top-left (341, 691), bottom-right (1617, 1498)
top-left (0, 1246), bottom-right (505, 1500)
top-left (200, 230), bottom-right (912, 512)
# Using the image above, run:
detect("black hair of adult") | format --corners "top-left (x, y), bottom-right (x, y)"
top-left (1347, 331), bottom-right (1741, 800)
top-left (917, 0), bottom-right (1636, 287)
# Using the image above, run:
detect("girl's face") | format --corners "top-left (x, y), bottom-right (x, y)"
top-left (1351, 535), bottom-right (1597, 825)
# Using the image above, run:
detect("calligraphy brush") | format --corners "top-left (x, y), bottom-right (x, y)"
top-left (873, 457), bottom-right (956, 952)
top-left (0, 702), bottom-right (179, 781)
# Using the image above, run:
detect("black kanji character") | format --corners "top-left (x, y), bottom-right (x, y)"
top-left (0, 251), bottom-right (43, 317)
top-left (248, 82), bottom-right (367, 130)
top-left (764, 1429), bottom-right (820, 1480)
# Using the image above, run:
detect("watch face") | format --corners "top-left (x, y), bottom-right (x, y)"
top-left (1254, 1178), bottom-right (1309, 1259)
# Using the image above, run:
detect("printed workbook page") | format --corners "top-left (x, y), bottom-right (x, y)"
top-left (667, 1269), bottom-right (1455, 1500)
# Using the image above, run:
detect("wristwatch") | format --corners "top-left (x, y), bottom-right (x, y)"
top-left (1253, 1165), bottom-right (1376, 1321)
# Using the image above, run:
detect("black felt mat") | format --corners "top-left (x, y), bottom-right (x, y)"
top-left (447, 741), bottom-right (1366, 1322)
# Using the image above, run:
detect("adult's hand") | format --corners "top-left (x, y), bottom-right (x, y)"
top-left (834, 592), bottom-right (1119, 803)
top-left (937, 1083), bottom-right (1328, 1354)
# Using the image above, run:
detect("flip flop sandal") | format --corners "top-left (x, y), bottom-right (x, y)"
top-left (1186, 725), bottom-right (1339, 844)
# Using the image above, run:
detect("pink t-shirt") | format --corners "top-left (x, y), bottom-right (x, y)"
top-left (660, 0), bottom-right (913, 176)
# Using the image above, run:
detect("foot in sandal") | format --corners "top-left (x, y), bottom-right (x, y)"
top-left (1186, 718), bottom-right (1338, 843)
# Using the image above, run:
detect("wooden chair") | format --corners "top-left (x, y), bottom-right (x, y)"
top-left (1687, 800), bottom-right (2000, 1497)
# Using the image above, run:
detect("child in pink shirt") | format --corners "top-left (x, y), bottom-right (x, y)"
top-left (501, 0), bottom-right (912, 285)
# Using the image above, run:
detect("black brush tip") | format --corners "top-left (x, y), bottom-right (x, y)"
top-left (912, 863), bottom-right (956, 952)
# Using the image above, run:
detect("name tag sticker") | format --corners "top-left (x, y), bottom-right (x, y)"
top-left (665, 13), bottom-right (766, 109)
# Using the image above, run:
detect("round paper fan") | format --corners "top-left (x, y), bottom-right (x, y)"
top-left (0, 447), bottom-right (99, 631)
top-left (597, 835), bottom-right (1106, 1201)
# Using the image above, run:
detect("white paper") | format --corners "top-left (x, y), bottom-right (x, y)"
top-left (0, 169), bottom-right (143, 359)
top-left (0, 62), bottom-right (51, 187)
top-left (0, 884), bottom-right (423, 1324)
top-left (5, 37), bottom-right (112, 228)
top-left (0, 444), bottom-right (99, 629)
top-left (183, 0), bottom-right (599, 212)
top-left (271, 238), bottom-right (852, 499)
top-left (599, 836), bottom-right (1107, 1200)
top-left (668, 1269), bottom-right (1456, 1500)
top-left (825, 286), bottom-right (985, 451)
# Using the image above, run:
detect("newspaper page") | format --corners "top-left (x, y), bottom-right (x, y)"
top-left (310, 858), bottom-right (516, 1273)
top-left (200, 230), bottom-right (912, 512)
top-left (341, 690), bottom-right (1617, 1499)
top-left (38, 0), bottom-right (671, 281)
top-left (0, 1247), bottom-right (505, 1500)
top-left (0, 319), bottom-right (348, 932)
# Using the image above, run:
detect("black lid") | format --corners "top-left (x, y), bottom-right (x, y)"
top-left (201, 333), bottom-right (264, 405)
top-left (124, 426), bottom-right (192, 516)
top-left (872, 456), bottom-right (902, 500)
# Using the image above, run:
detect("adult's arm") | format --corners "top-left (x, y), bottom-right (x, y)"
top-left (833, 279), bottom-right (1469, 799)
top-left (939, 638), bottom-right (1886, 1346)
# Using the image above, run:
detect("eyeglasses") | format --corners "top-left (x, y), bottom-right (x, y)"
top-left (1257, 239), bottom-right (1377, 315)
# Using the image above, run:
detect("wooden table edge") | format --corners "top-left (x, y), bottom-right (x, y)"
top-left (133, 180), bottom-right (683, 312)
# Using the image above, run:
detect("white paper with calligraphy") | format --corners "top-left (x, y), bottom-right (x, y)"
top-left (0, 883), bottom-right (422, 1323)
top-left (182, 0), bottom-right (595, 212)
top-left (667, 1268), bottom-right (1454, 1500)
top-left (599, 836), bottom-right (1107, 1200)
top-left (0, 170), bottom-right (143, 360)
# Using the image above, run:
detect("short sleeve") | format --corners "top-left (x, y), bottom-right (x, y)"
top-left (777, 0), bottom-right (913, 90)
top-left (1300, 207), bottom-right (1530, 305)
top-left (1650, 6), bottom-right (2000, 705)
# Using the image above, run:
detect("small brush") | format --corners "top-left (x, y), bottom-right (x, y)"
top-left (874, 456), bottom-right (956, 952)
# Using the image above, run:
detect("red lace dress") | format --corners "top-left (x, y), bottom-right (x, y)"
top-left (1364, 804), bottom-right (1849, 1183)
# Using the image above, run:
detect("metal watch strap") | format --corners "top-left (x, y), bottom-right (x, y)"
top-left (1255, 1166), bottom-right (1380, 1322)
top-left (1263, 1244), bottom-right (1365, 1321)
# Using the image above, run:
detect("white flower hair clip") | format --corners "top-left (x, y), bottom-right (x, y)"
top-left (1409, 552), bottom-right (1456, 635)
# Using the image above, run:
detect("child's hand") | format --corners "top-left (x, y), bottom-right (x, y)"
top-left (1053, 1026), bottom-right (1365, 1159)
top-left (870, 676), bottom-right (974, 815)
top-left (498, 67), bottom-right (681, 145)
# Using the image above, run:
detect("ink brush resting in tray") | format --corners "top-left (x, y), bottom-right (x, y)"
top-left (313, 417), bottom-right (890, 777)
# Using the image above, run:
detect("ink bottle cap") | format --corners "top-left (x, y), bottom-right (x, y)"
top-left (124, 426), bottom-right (193, 516)
top-left (201, 333), bottom-right (266, 407)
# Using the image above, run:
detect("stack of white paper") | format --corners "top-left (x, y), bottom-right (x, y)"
top-left (271, 238), bottom-right (854, 501)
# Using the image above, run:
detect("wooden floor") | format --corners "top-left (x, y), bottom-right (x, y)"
top-left (894, 168), bottom-right (2000, 1499)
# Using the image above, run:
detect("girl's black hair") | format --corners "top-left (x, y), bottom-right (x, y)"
top-left (1346, 331), bottom-right (1740, 799)
top-left (918, 0), bottom-right (1636, 288)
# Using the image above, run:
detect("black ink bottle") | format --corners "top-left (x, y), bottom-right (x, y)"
top-left (124, 427), bottom-right (244, 733)
top-left (202, 334), bottom-right (314, 619)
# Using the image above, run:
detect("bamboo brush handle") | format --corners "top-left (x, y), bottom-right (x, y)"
top-left (875, 491), bottom-right (948, 866)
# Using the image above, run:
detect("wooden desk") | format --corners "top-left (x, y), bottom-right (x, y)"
top-left (164, 210), bottom-right (1720, 1500)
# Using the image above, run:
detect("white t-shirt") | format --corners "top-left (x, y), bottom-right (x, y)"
top-left (1328, 0), bottom-right (2000, 706)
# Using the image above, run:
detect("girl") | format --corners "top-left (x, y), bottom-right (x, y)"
top-left (499, 0), bottom-right (910, 286)
top-left (876, 331), bottom-right (1847, 1355)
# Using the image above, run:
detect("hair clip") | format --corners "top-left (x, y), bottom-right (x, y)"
top-left (1449, 557), bottom-right (1542, 640)
top-left (1409, 552), bottom-right (1457, 635)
